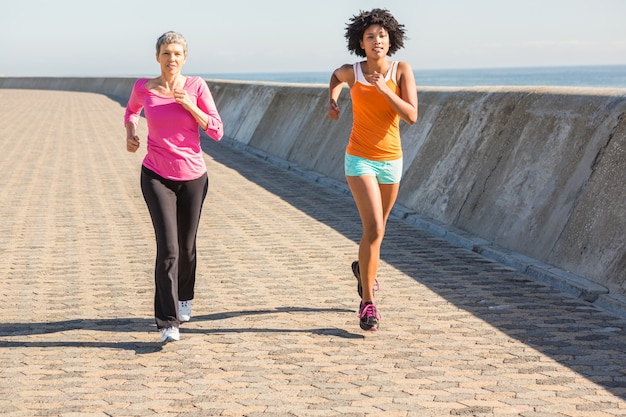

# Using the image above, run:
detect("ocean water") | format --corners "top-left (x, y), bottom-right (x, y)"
top-left (200, 65), bottom-right (626, 88)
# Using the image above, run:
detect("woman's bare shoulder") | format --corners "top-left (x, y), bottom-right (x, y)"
top-left (334, 63), bottom-right (357, 83)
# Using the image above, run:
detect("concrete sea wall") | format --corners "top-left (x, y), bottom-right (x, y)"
top-left (2, 77), bottom-right (625, 313)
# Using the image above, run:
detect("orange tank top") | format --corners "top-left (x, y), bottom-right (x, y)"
top-left (346, 61), bottom-right (402, 161)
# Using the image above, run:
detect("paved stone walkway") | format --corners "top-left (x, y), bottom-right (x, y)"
top-left (0, 88), bottom-right (625, 416)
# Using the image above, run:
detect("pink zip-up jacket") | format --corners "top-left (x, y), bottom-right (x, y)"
top-left (124, 76), bottom-right (224, 181)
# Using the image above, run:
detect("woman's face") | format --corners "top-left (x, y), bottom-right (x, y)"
top-left (359, 24), bottom-right (389, 59)
top-left (156, 42), bottom-right (187, 75)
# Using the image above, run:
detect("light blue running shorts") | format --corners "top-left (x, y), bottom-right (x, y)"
top-left (344, 153), bottom-right (403, 184)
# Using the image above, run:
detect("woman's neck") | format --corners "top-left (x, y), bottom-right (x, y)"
top-left (158, 74), bottom-right (185, 90)
top-left (363, 59), bottom-right (389, 75)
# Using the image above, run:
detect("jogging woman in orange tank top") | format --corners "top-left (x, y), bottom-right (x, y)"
top-left (328, 9), bottom-right (418, 331)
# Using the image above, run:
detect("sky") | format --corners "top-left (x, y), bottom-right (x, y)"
top-left (2, 0), bottom-right (626, 77)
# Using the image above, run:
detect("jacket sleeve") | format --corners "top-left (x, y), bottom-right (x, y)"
top-left (123, 79), bottom-right (145, 126)
top-left (196, 79), bottom-right (224, 141)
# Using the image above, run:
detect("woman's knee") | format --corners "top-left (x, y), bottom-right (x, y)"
top-left (362, 221), bottom-right (385, 242)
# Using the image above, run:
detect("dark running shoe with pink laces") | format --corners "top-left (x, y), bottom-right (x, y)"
top-left (351, 261), bottom-right (363, 298)
top-left (358, 301), bottom-right (380, 331)
top-left (351, 260), bottom-right (380, 299)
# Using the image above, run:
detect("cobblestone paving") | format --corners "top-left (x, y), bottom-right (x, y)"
top-left (0, 89), bottom-right (625, 416)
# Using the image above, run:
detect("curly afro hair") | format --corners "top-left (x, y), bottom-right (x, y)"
top-left (345, 8), bottom-right (406, 57)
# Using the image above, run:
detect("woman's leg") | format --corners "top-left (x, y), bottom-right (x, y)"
top-left (379, 182), bottom-right (400, 234)
top-left (347, 175), bottom-right (382, 303)
top-left (346, 176), bottom-right (400, 303)
top-left (176, 173), bottom-right (208, 302)
top-left (141, 168), bottom-right (180, 329)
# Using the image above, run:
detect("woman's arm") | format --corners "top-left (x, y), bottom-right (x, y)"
top-left (125, 122), bottom-right (140, 153)
top-left (124, 80), bottom-right (144, 152)
top-left (175, 79), bottom-right (224, 141)
top-left (328, 64), bottom-right (354, 120)
top-left (372, 61), bottom-right (418, 125)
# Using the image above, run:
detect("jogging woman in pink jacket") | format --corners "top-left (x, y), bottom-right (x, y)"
top-left (124, 31), bottom-right (223, 343)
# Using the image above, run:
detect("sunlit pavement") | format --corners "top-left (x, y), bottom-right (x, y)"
top-left (1, 89), bottom-right (625, 416)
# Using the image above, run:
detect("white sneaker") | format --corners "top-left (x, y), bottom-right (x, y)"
top-left (178, 300), bottom-right (192, 322)
top-left (159, 327), bottom-right (180, 343)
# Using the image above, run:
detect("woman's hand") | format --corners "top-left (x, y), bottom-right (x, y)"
top-left (367, 71), bottom-right (390, 94)
top-left (173, 88), bottom-right (192, 109)
top-left (126, 135), bottom-right (140, 153)
top-left (328, 98), bottom-right (340, 120)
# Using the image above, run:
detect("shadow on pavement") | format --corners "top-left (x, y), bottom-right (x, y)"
top-left (200, 138), bottom-right (626, 399)
top-left (0, 307), bottom-right (363, 353)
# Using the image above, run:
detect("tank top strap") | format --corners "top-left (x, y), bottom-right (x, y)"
top-left (353, 62), bottom-right (366, 83)
top-left (389, 61), bottom-right (399, 85)
top-left (353, 61), bottom-right (399, 85)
